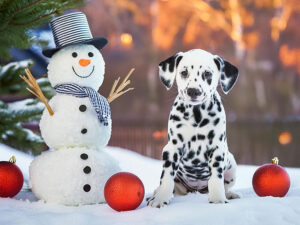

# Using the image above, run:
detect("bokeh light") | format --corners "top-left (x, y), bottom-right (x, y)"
top-left (278, 132), bottom-right (292, 145)
top-left (120, 33), bottom-right (133, 48)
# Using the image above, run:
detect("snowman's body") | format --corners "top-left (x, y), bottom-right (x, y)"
top-left (30, 44), bottom-right (120, 205)
top-left (30, 147), bottom-right (119, 205)
top-left (40, 94), bottom-right (111, 150)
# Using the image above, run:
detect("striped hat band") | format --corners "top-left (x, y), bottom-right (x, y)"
top-left (42, 12), bottom-right (108, 57)
top-left (50, 12), bottom-right (93, 48)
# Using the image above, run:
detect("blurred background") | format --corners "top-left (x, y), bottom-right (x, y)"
top-left (0, 0), bottom-right (299, 167)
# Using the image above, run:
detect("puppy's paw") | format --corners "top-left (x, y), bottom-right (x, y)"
top-left (226, 191), bottom-right (241, 199)
top-left (147, 189), bottom-right (172, 208)
top-left (208, 194), bottom-right (228, 204)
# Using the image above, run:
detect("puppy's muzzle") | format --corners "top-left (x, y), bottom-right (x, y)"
top-left (187, 88), bottom-right (202, 99)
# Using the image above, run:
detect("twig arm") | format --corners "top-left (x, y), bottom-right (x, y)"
top-left (20, 68), bottom-right (54, 116)
top-left (107, 68), bottom-right (135, 103)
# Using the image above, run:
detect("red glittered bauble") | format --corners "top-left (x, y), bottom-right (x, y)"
top-left (252, 157), bottom-right (290, 197)
top-left (0, 156), bottom-right (24, 198)
top-left (104, 172), bottom-right (145, 211)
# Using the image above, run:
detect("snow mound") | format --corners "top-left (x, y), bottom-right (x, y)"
top-left (0, 144), bottom-right (300, 225)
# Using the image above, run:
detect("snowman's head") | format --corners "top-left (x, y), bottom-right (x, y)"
top-left (47, 44), bottom-right (105, 90)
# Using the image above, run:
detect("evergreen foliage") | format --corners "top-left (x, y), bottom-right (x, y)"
top-left (0, 0), bottom-right (84, 154)
top-left (0, 0), bottom-right (84, 59)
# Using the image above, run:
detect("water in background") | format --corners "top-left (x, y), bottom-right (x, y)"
top-left (109, 121), bottom-right (300, 167)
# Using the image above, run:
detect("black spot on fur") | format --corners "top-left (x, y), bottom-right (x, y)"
top-left (207, 102), bottom-right (213, 111)
top-left (215, 156), bottom-right (222, 161)
top-left (216, 99), bottom-right (222, 112)
top-left (221, 60), bottom-right (239, 93)
top-left (160, 170), bottom-right (165, 179)
top-left (173, 153), bottom-right (178, 162)
top-left (219, 134), bottom-right (224, 141)
top-left (192, 158), bottom-right (200, 165)
top-left (183, 112), bottom-right (189, 119)
top-left (176, 56), bottom-right (183, 68)
top-left (197, 146), bottom-right (201, 155)
top-left (172, 139), bottom-right (177, 145)
top-left (176, 124), bottom-right (183, 128)
top-left (177, 171), bottom-right (183, 177)
top-left (207, 78), bottom-right (212, 85)
top-left (164, 160), bottom-right (171, 168)
top-left (177, 134), bottom-right (184, 142)
top-left (208, 130), bottom-right (215, 145)
top-left (191, 135), bottom-right (196, 142)
top-left (159, 55), bottom-right (176, 72)
top-left (214, 118), bottom-right (220, 126)
top-left (217, 167), bottom-right (223, 173)
top-left (170, 128), bottom-right (173, 136)
top-left (204, 147), bottom-right (217, 160)
top-left (188, 141), bottom-right (191, 149)
top-left (170, 114), bottom-right (181, 121)
top-left (170, 171), bottom-right (175, 176)
top-left (200, 119), bottom-right (209, 127)
top-left (218, 174), bottom-right (223, 179)
top-left (197, 134), bottom-right (205, 140)
top-left (193, 106), bottom-right (202, 123)
top-left (176, 104), bottom-right (185, 113)
top-left (163, 152), bottom-right (169, 161)
top-left (214, 58), bottom-right (221, 71)
top-left (208, 112), bottom-right (216, 117)
top-left (160, 77), bottom-right (171, 88)
top-left (201, 104), bottom-right (206, 110)
top-left (187, 151), bottom-right (195, 159)
top-left (191, 65), bottom-right (194, 69)
top-left (213, 162), bottom-right (219, 167)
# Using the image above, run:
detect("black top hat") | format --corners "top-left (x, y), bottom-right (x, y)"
top-left (42, 12), bottom-right (108, 57)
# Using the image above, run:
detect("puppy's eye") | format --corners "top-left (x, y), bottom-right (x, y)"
top-left (72, 52), bottom-right (78, 58)
top-left (203, 71), bottom-right (212, 79)
top-left (88, 52), bottom-right (94, 57)
top-left (181, 70), bottom-right (188, 78)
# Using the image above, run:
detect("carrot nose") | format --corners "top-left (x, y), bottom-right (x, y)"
top-left (79, 59), bottom-right (91, 67)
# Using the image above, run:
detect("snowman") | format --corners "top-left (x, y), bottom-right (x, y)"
top-left (21, 12), bottom-right (133, 205)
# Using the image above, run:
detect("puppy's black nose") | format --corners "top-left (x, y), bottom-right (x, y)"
top-left (187, 88), bottom-right (201, 98)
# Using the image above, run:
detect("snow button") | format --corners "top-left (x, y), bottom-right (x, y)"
top-left (83, 184), bottom-right (91, 192)
top-left (79, 105), bottom-right (87, 112)
top-left (80, 153), bottom-right (88, 160)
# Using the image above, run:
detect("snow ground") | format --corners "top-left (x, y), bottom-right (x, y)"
top-left (0, 143), bottom-right (300, 225)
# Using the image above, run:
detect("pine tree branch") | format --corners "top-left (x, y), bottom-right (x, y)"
top-left (0, 0), bottom-right (44, 32)
top-left (11, 10), bottom-right (57, 26)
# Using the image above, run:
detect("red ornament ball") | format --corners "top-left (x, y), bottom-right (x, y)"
top-left (0, 156), bottom-right (24, 198)
top-left (104, 172), bottom-right (145, 211)
top-left (252, 158), bottom-right (290, 197)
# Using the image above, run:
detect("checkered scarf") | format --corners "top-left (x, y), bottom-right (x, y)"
top-left (54, 83), bottom-right (110, 126)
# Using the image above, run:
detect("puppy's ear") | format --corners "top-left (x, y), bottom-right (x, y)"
top-left (158, 52), bottom-right (183, 90)
top-left (214, 56), bottom-right (239, 94)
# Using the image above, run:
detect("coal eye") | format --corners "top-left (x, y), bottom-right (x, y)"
top-left (88, 52), bottom-right (94, 57)
top-left (181, 69), bottom-right (188, 78)
top-left (203, 71), bottom-right (212, 79)
top-left (72, 52), bottom-right (78, 58)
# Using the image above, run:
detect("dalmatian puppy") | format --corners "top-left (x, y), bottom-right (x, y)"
top-left (147, 49), bottom-right (240, 208)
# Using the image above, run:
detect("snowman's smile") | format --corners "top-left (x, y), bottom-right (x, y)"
top-left (72, 66), bottom-right (95, 78)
